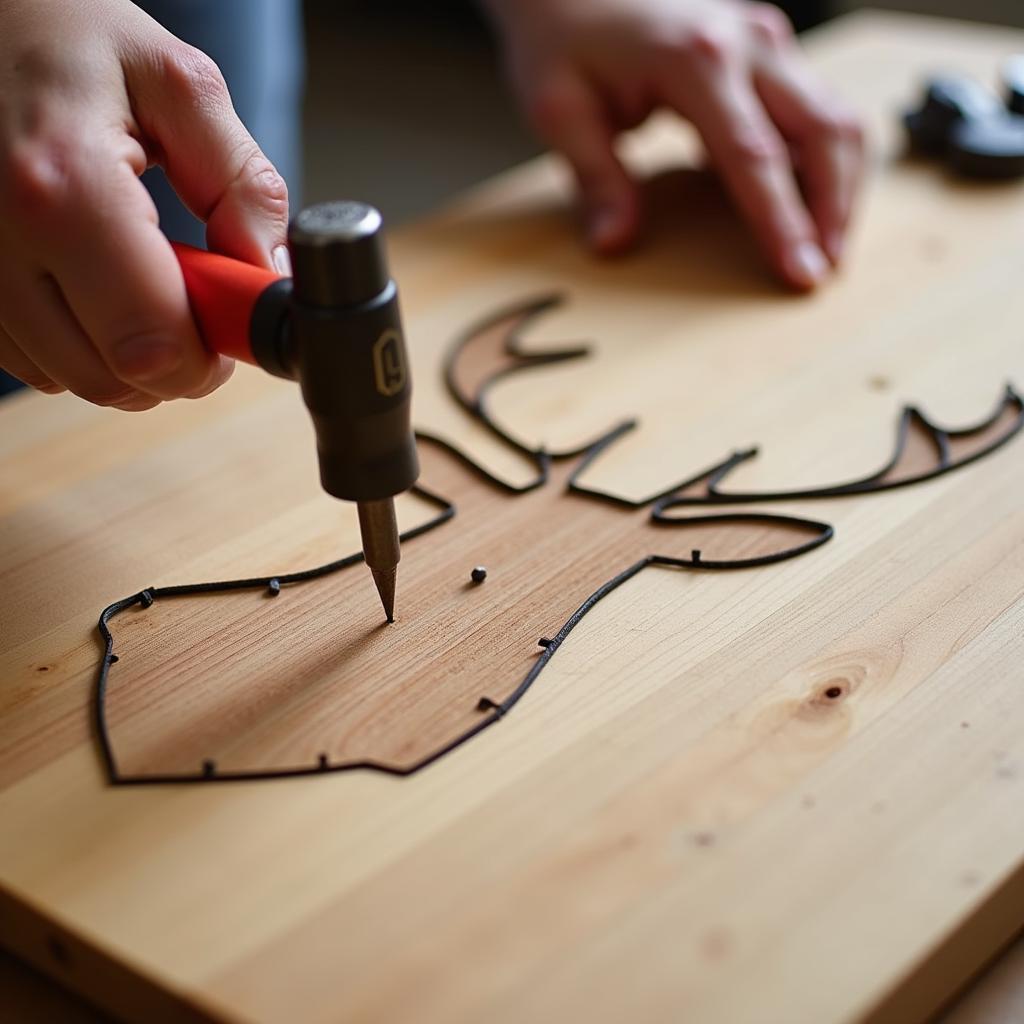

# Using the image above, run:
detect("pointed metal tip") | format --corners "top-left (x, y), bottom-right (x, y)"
top-left (371, 567), bottom-right (397, 625)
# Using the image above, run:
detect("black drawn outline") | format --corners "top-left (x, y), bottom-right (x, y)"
top-left (94, 296), bottom-right (1021, 784)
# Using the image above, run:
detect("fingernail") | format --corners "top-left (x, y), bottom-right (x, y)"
top-left (273, 244), bottom-right (292, 276)
top-left (114, 394), bottom-right (161, 413)
top-left (824, 230), bottom-right (844, 265)
top-left (785, 241), bottom-right (830, 288)
top-left (113, 337), bottom-right (183, 383)
top-left (188, 355), bottom-right (235, 399)
top-left (588, 208), bottom-right (623, 251)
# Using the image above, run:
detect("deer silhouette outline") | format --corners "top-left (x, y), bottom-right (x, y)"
top-left (94, 297), bottom-right (1022, 784)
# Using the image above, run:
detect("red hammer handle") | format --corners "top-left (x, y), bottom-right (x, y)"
top-left (173, 243), bottom-right (285, 366)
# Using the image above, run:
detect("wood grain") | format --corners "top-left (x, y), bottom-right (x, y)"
top-left (100, 439), bottom-right (831, 780)
top-left (3, 11), bottom-right (1024, 1024)
top-left (97, 295), bottom-right (840, 782)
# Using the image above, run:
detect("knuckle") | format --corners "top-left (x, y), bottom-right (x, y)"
top-left (662, 27), bottom-right (734, 68)
top-left (161, 44), bottom-right (229, 104)
top-left (4, 140), bottom-right (75, 216)
top-left (746, 4), bottom-right (794, 47)
top-left (722, 125), bottom-right (786, 166)
top-left (238, 150), bottom-right (289, 210)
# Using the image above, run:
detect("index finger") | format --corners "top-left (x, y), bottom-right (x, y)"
top-left (754, 59), bottom-right (865, 264)
top-left (29, 138), bottom-right (230, 399)
top-left (663, 70), bottom-right (830, 290)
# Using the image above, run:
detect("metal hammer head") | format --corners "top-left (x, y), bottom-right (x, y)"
top-left (256, 201), bottom-right (420, 502)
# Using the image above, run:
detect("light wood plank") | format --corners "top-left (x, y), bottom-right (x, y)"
top-left (2, 12), bottom-right (1024, 1024)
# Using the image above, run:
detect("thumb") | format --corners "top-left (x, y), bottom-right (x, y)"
top-left (127, 44), bottom-right (289, 271)
top-left (526, 67), bottom-right (640, 254)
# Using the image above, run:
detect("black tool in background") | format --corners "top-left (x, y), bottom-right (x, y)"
top-left (903, 59), bottom-right (1024, 180)
top-left (1006, 55), bottom-right (1024, 115)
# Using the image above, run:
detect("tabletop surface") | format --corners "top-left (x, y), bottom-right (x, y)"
top-left (2, 11), bottom-right (1024, 1024)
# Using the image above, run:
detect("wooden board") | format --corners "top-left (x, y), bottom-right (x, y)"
top-left (2, 10), bottom-right (1024, 1023)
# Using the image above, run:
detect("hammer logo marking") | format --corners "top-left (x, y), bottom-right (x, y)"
top-left (373, 329), bottom-right (407, 397)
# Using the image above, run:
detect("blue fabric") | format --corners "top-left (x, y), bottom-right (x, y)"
top-left (137, 0), bottom-right (306, 247)
top-left (0, 371), bottom-right (25, 396)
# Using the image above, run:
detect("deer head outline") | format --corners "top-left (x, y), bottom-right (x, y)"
top-left (93, 297), bottom-right (1021, 783)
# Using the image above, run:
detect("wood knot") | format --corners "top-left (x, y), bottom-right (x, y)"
top-left (795, 668), bottom-right (863, 725)
top-left (812, 666), bottom-right (866, 705)
top-left (806, 677), bottom-right (851, 710)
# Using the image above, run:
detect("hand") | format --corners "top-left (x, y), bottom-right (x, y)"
top-left (0, 0), bottom-right (290, 410)
top-left (484, 0), bottom-right (865, 290)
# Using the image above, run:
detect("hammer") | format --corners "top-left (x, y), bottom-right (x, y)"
top-left (174, 201), bottom-right (419, 623)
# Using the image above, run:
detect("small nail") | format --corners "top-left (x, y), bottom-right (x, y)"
top-left (786, 241), bottom-right (830, 288)
top-left (273, 245), bottom-right (292, 276)
top-left (113, 337), bottom-right (183, 383)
